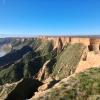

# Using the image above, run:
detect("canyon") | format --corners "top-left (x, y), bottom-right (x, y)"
top-left (0, 36), bottom-right (100, 100)
top-left (39, 36), bottom-right (100, 51)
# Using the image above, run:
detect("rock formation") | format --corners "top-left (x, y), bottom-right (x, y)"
top-left (38, 36), bottom-right (100, 52)
top-left (35, 60), bottom-right (51, 81)
top-left (30, 67), bottom-right (100, 100)
top-left (0, 36), bottom-right (100, 100)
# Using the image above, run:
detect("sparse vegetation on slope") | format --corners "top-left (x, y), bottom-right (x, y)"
top-left (52, 43), bottom-right (85, 79)
top-left (0, 37), bottom-right (100, 100)
top-left (31, 67), bottom-right (100, 100)
top-left (0, 39), bottom-right (54, 85)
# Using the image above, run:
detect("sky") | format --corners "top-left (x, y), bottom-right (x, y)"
top-left (0, 0), bottom-right (100, 37)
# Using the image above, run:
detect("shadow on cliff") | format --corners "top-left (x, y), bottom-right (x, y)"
top-left (0, 46), bottom-right (33, 67)
top-left (5, 78), bottom-right (43, 100)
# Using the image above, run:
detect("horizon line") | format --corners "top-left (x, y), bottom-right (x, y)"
top-left (1, 35), bottom-right (100, 38)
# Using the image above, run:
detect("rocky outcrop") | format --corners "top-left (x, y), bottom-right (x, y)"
top-left (53, 37), bottom-right (63, 51)
top-left (38, 77), bottom-right (58, 92)
top-left (1, 36), bottom-right (100, 100)
top-left (38, 36), bottom-right (100, 52)
top-left (75, 51), bottom-right (100, 73)
top-left (0, 80), bottom-right (21, 100)
top-left (35, 36), bottom-right (100, 80)
top-left (1, 37), bottom-right (100, 53)
top-left (30, 67), bottom-right (100, 100)
top-left (35, 58), bottom-right (56, 81)
top-left (35, 60), bottom-right (51, 81)
top-left (30, 77), bottom-right (59, 100)
top-left (89, 38), bottom-right (100, 52)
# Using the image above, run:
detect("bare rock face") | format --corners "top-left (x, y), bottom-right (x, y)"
top-left (37, 36), bottom-right (100, 76)
top-left (35, 60), bottom-right (51, 81)
top-left (75, 49), bottom-right (100, 73)
top-left (89, 38), bottom-right (100, 52)
top-left (70, 38), bottom-right (90, 46)
top-left (0, 80), bottom-right (21, 100)
top-left (60, 37), bottom-right (70, 46)
top-left (82, 52), bottom-right (87, 61)
top-left (32, 77), bottom-right (59, 100)
top-left (53, 37), bottom-right (63, 51)
top-left (30, 67), bottom-right (100, 100)
top-left (38, 77), bottom-right (58, 92)
top-left (38, 36), bottom-right (100, 53)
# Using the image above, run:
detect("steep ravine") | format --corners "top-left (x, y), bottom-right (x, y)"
top-left (0, 37), bottom-right (100, 100)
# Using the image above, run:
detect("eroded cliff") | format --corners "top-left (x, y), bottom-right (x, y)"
top-left (0, 37), bottom-right (100, 100)
top-left (38, 36), bottom-right (100, 52)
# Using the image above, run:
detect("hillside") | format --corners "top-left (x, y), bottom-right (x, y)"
top-left (31, 67), bottom-right (100, 100)
top-left (0, 37), bottom-right (100, 100)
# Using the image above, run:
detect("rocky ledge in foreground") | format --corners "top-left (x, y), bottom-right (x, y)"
top-left (0, 78), bottom-right (42, 100)
top-left (30, 67), bottom-right (100, 100)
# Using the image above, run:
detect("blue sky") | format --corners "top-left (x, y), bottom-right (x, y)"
top-left (0, 0), bottom-right (100, 37)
